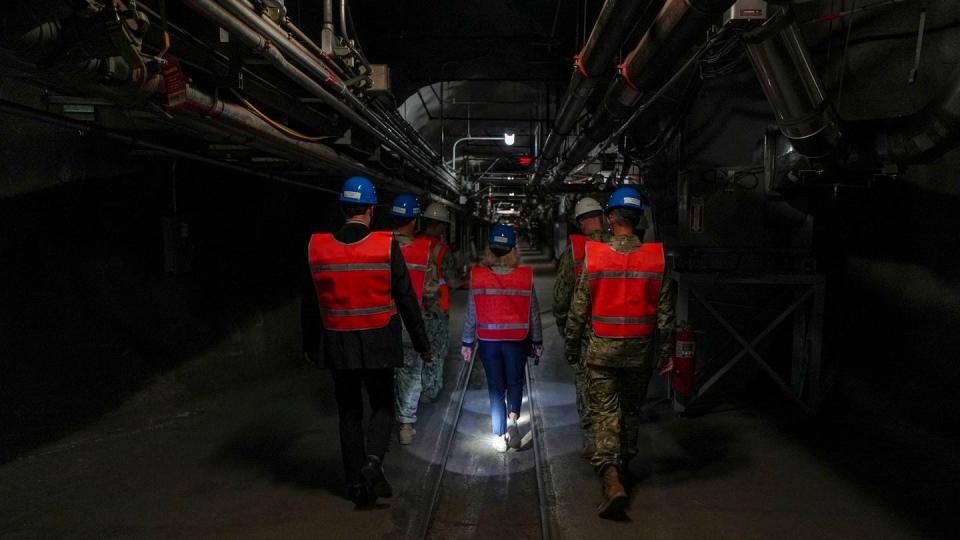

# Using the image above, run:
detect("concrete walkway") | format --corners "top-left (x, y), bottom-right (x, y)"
top-left (0, 245), bottom-right (952, 538)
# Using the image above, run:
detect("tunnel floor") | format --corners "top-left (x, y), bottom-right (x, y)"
top-left (0, 245), bottom-right (941, 538)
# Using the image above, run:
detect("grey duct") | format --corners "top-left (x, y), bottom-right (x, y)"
top-left (183, 0), bottom-right (456, 193)
top-left (553, 0), bottom-right (736, 183)
top-left (871, 65), bottom-right (960, 164)
top-left (533, 0), bottom-right (658, 183)
top-left (744, 10), bottom-right (841, 158)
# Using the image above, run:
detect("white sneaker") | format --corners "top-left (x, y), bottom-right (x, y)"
top-left (507, 418), bottom-right (521, 449)
top-left (492, 435), bottom-right (508, 453)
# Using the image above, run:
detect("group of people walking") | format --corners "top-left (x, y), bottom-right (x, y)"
top-left (302, 176), bottom-right (673, 519)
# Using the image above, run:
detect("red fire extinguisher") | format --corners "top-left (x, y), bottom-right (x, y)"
top-left (672, 323), bottom-right (696, 397)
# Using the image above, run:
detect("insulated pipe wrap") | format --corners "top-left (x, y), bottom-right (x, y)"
top-left (555, 0), bottom-right (734, 179)
top-left (536, 0), bottom-right (656, 173)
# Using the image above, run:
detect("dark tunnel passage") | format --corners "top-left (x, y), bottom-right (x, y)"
top-left (2, 0), bottom-right (960, 538)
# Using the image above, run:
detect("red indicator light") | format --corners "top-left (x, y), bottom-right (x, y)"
top-left (519, 156), bottom-right (533, 166)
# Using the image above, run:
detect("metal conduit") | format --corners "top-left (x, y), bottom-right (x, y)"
top-left (185, 0), bottom-right (456, 194)
top-left (533, 0), bottom-right (658, 185)
top-left (552, 0), bottom-right (735, 183)
top-left (744, 10), bottom-right (842, 158)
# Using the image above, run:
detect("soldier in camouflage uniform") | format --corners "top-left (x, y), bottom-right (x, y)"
top-left (391, 195), bottom-right (440, 445)
top-left (566, 187), bottom-right (674, 519)
top-left (418, 203), bottom-right (466, 402)
top-left (552, 197), bottom-right (610, 459)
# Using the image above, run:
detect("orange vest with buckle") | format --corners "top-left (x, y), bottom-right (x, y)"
top-left (569, 233), bottom-right (588, 278)
top-left (585, 241), bottom-right (664, 338)
top-left (399, 236), bottom-right (431, 306)
top-left (471, 265), bottom-right (533, 341)
top-left (309, 231), bottom-right (397, 331)
top-left (421, 234), bottom-right (450, 312)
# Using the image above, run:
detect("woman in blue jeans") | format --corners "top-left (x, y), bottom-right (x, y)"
top-left (461, 225), bottom-right (544, 452)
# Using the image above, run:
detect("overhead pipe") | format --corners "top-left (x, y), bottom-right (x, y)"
top-left (170, 86), bottom-right (459, 207)
top-left (183, 0), bottom-right (457, 193)
top-left (552, 0), bottom-right (736, 183)
top-left (220, 0), bottom-right (446, 177)
top-left (743, 10), bottom-right (842, 158)
top-left (533, 0), bottom-right (659, 184)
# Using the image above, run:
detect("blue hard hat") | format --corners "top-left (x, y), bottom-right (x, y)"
top-left (339, 176), bottom-right (377, 204)
top-left (389, 194), bottom-right (421, 218)
top-left (489, 224), bottom-right (517, 249)
top-left (606, 186), bottom-right (644, 211)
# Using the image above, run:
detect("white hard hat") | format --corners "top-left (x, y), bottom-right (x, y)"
top-left (423, 202), bottom-right (452, 224)
top-left (574, 197), bottom-right (603, 220)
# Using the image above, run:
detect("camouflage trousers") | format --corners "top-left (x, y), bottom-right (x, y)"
top-left (587, 364), bottom-right (653, 472)
top-left (572, 354), bottom-right (594, 441)
top-left (395, 345), bottom-right (424, 424)
top-left (421, 311), bottom-right (449, 400)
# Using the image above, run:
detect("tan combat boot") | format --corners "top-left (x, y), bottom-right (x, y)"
top-left (398, 423), bottom-right (416, 445)
top-left (597, 465), bottom-right (628, 518)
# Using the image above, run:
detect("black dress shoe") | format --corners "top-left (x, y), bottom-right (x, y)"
top-left (360, 455), bottom-right (393, 498)
top-left (348, 482), bottom-right (375, 508)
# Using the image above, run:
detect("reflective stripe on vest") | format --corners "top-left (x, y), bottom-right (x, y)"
top-left (471, 265), bottom-right (533, 341)
top-left (569, 234), bottom-right (588, 278)
top-left (309, 230), bottom-right (397, 331)
top-left (585, 240), bottom-right (664, 338)
top-left (399, 236), bottom-right (431, 306)
top-left (421, 234), bottom-right (451, 312)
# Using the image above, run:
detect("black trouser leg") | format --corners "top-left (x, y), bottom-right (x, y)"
top-left (332, 369), bottom-right (365, 485)
top-left (363, 368), bottom-right (396, 461)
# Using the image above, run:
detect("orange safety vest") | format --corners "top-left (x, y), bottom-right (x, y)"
top-left (585, 241), bottom-right (664, 338)
top-left (420, 234), bottom-right (451, 312)
top-left (399, 236), bottom-right (431, 306)
top-left (569, 233), bottom-right (588, 278)
top-left (309, 230), bottom-right (397, 331)
top-left (471, 265), bottom-right (533, 341)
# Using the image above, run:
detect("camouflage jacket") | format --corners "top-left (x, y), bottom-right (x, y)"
top-left (552, 229), bottom-right (610, 334)
top-left (421, 234), bottom-right (466, 315)
top-left (564, 234), bottom-right (676, 368)
top-left (396, 232), bottom-right (439, 345)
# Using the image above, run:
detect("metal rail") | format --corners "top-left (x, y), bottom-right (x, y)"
top-left (526, 360), bottom-right (557, 540)
top-left (411, 350), bottom-right (553, 540)
top-left (412, 355), bottom-right (475, 540)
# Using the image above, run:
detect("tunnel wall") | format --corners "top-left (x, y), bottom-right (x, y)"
top-left (0, 155), bottom-right (350, 462)
top-left (678, 3), bottom-right (960, 434)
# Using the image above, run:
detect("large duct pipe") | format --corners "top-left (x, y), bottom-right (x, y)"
top-left (553, 0), bottom-right (735, 182)
top-left (870, 65), bottom-right (960, 164)
top-left (534, 0), bottom-right (658, 182)
top-left (744, 10), bottom-right (841, 158)
top-left (182, 0), bottom-right (456, 193)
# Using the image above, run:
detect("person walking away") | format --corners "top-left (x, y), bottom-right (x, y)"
top-left (552, 197), bottom-right (610, 460)
top-left (390, 194), bottom-right (439, 445)
top-left (565, 187), bottom-right (675, 519)
top-left (461, 225), bottom-right (544, 452)
top-left (417, 203), bottom-right (465, 402)
top-left (301, 177), bottom-right (431, 508)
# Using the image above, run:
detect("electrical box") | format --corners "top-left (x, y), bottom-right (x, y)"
top-left (369, 64), bottom-right (392, 94)
top-left (725, 0), bottom-right (767, 21)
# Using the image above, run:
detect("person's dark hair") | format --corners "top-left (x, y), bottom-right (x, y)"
top-left (606, 207), bottom-right (641, 228)
top-left (341, 203), bottom-right (371, 217)
top-left (391, 216), bottom-right (416, 229)
top-left (490, 245), bottom-right (511, 257)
